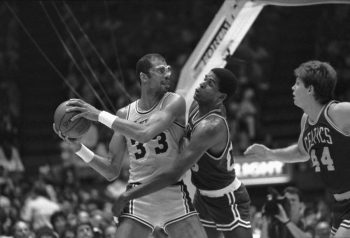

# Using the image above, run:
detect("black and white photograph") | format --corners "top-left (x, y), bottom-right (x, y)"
top-left (1, 1), bottom-right (350, 238)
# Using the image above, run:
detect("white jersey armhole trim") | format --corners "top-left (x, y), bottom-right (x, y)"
top-left (299, 113), bottom-right (309, 154)
top-left (126, 104), bottom-right (131, 120)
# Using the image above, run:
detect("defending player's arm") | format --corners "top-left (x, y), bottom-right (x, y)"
top-left (244, 113), bottom-right (309, 163)
top-left (67, 95), bottom-right (185, 143)
top-left (118, 117), bottom-right (225, 204)
top-left (111, 94), bottom-right (185, 142)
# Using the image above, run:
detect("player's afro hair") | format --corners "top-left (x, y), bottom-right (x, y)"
top-left (211, 68), bottom-right (238, 99)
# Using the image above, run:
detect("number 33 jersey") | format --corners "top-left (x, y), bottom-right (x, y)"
top-left (301, 101), bottom-right (350, 194)
top-left (125, 92), bottom-right (185, 183)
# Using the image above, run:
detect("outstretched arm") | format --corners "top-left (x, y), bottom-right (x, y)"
top-left (111, 94), bottom-right (185, 142)
top-left (112, 117), bottom-right (225, 215)
top-left (66, 94), bottom-right (185, 143)
top-left (244, 114), bottom-right (309, 163)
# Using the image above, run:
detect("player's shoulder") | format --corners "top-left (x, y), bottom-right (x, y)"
top-left (116, 105), bottom-right (129, 119)
top-left (162, 92), bottom-right (186, 108)
top-left (329, 101), bottom-right (350, 114)
top-left (164, 92), bottom-right (185, 102)
top-left (197, 114), bottom-right (225, 137)
top-left (328, 101), bottom-right (350, 127)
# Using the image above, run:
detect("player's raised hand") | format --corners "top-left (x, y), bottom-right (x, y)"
top-left (66, 98), bottom-right (101, 122)
top-left (243, 144), bottom-right (270, 160)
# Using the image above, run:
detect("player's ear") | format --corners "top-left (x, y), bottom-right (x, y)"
top-left (308, 85), bottom-right (313, 94)
top-left (140, 72), bottom-right (148, 82)
top-left (219, 92), bottom-right (227, 102)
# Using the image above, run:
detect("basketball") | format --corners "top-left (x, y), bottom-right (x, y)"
top-left (54, 100), bottom-right (92, 139)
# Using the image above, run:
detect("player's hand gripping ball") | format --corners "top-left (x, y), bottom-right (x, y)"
top-left (53, 100), bottom-right (92, 139)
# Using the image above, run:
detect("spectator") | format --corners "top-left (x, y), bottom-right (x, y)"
top-left (12, 220), bottom-right (34, 238)
top-left (66, 212), bottom-right (78, 229)
top-left (302, 206), bottom-right (318, 235)
top-left (0, 195), bottom-right (17, 236)
top-left (104, 224), bottom-right (117, 238)
top-left (261, 187), bottom-right (312, 238)
top-left (75, 221), bottom-right (94, 238)
top-left (35, 226), bottom-right (59, 238)
top-left (316, 199), bottom-right (331, 224)
top-left (21, 183), bottom-right (60, 230)
top-left (237, 87), bottom-right (258, 140)
top-left (76, 210), bottom-right (90, 224)
top-left (62, 228), bottom-right (75, 238)
top-left (50, 211), bottom-right (67, 238)
top-left (0, 137), bottom-right (24, 173)
top-left (314, 221), bottom-right (331, 238)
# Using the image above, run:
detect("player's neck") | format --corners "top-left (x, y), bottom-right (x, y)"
top-left (139, 90), bottom-right (164, 110)
top-left (304, 102), bottom-right (324, 123)
top-left (197, 101), bottom-right (220, 117)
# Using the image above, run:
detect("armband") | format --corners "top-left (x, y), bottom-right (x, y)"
top-left (75, 144), bottom-right (94, 163)
top-left (98, 111), bottom-right (118, 128)
top-left (283, 219), bottom-right (291, 226)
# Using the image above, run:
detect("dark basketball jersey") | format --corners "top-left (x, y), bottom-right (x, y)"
top-left (187, 104), bottom-right (236, 191)
top-left (301, 101), bottom-right (350, 194)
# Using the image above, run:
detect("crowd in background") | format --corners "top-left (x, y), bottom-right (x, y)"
top-left (1, 1), bottom-right (350, 237)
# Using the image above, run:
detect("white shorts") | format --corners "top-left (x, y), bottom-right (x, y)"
top-left (120, 181), bottom-right (198, 230)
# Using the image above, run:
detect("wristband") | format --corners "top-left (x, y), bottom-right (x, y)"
top-left (75, 144), bottom-right (94, 163)
top-left (283, 219), bottom-right (291, 225)
top-left (98, 111), bottom-right (118, 128)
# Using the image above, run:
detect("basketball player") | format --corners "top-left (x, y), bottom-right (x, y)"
top-left (112, 68), bottom-right (253, 238)
top-left (54, 53), bottom-right (207, 238)
top-left (244, 60), bottom-right (350, 238)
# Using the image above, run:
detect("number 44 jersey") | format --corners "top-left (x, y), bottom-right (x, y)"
top-left (125, 92), bottom-right (185, 183)
top-left (301, 101), bottom-right (350, 194)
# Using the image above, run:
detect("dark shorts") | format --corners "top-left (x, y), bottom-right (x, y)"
top-left (193, 183), bottom-right (251, 231)
top-left (331, 198), bottom-right (350, 235)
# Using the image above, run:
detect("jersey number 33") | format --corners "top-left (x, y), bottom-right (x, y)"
top-left (130, 132), bottom-right (168, 159)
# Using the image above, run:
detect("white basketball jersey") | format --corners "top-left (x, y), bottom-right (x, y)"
top-left (125, 92), bottom-right (185, 183)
